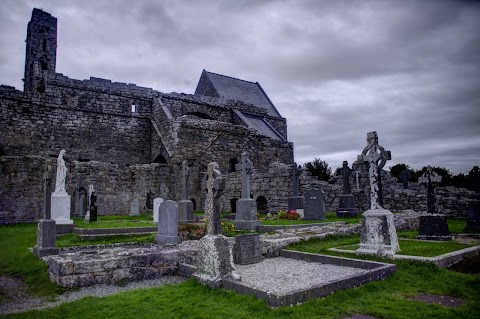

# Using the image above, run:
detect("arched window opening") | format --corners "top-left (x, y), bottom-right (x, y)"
top-left (229, 158), bottom-right (238, 173)
top-left (256, 196), bottom-right (268, 214)
top-left (131, 103), bottom-right (136, 113)
top-left (230, 198), bottom-right (238, 214)
top-left (190, 198), bottom-right (197, 211)
top-left (153, 154), bottom-right (167, 164)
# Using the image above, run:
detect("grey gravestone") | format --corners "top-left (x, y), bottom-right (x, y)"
top-left (466, 166), bottom-right (480, 231)
top-left (287, 163), bottom-right (304, 211)
top-left (129, 199), bottom-right (140, 216)
top-left (399, 170), bottom-right (411, 189)
top-left (417, 166), bottom-right (451, 240)
top-left (234, 152), bottom-right (260, 230)
top-left (154, 200), bottom-right (181, 245)
top-left (337, 161), bottom-right (359, 217)
top-left (153, 197), bottom-right (164, 223)
top-left (179, 160), bottom-right (194, 223)
top-left (304, 188), bottom-right (325, 220)
top-left (33, 158), bottom-right (59, 258)
top-left (202, 163), bottom-right (225, 235)
top-left (79, 194), bottom-right (86, 218)
top-left (234, 234), bottom-right (263, 265)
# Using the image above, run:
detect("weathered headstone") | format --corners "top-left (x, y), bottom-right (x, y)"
top-left (153, 197), bottom-right (164, 223)
top-left (304, 188), bottom-right (325, 220)
top-left (356, 132), bottom-right (399, 257)
top-left (417, 166), bottom-right (451, 240)
top-left (160, 183), bottom-right (168, 199)
top-left (146, 191), bottom-right (153, 210)
top-left (194, 162), bottom-right (240, 288)
top-left (154, 200), bottom-right (181, 245)
top-left (337, 161), bottom-right (359, 217)
top-left (178, 160), bottom-right (194, 224)
top-left (234, 234), bottom-right (263, 265)
top-left (287, 163), bottom-right (304, 212)
top-left (51, 149), bottom-right (74, 234)
top-left (234, 152), bottom-right (260, 230)
top-left (79, 194), bottom-right (86, 218)
top-left (399, 170), bottom-right (411, 189)
top-left (466, 166), bottom-right (480, 231)
top-left (33, 158), bottom-right (59, 258)
top-left (129, 199), bottom-right (140, 216)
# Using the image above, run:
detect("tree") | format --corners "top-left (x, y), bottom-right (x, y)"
top-left (303, 158), bottom-right (332, 181)
top-left (389, 163), bottom-right (415, 182)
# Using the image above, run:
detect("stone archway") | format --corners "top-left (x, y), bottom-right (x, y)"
top-left (256, 196), bottom-right (268, 214)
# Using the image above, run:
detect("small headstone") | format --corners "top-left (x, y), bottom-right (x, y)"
top-left (304, 188), bottom-right (325, 220)
top-left (153, 197), bottom-right (164, 223)
top-left (79, 194), bottom-right (86, 217)
top-left (130, 199), bottom-right (140, 216)
top-left (399, 170), bottom-right (411, 189)
top-left (234, 234), bottom-right (263, 265)
top-left (89, 190), bottom-right (97, 222)
top-left (154, 200), bottom-right (181, 245)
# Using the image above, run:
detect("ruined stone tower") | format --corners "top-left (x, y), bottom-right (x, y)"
top-left (24, 8), bottom-right (57, 93)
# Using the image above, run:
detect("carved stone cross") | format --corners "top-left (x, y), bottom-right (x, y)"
top-left (470, 166), bottom-right (479, 194)
top-left (205, 162), bottom-right (225, 235)
top-left (357, 131), bottom-right (391, 210)
top-left (419, 166), bottom-right (442, 214)
top-left (341, 161), bottom-right (352, 195)
top-left (235, 152), bottom-right (252, 199)
top-left (291, 163), bottom-right (303, 196)
top-left (44, 158), bottom-right (54, 219)
top-left (181, 160), bottom-right (193, 200)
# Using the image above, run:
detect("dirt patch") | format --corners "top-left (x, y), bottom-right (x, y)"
top-left (410, 293), bottom-right (463, 308)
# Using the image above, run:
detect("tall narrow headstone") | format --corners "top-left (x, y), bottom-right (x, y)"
top-left (51, 150), bottom-right (74, 234)
top-left (287, 163), bottom-right (304, 212)
top-left (89, 189), bottom-right (97, 222)
top-left (194, 162), bottom-right (240, 288)
top-left (337, 161), bottom-right (359, 217)
top-left (417, 166), bottom-right (451, 240)
top-left (153, 197), bottom-right (164, 223)
top-left (129, 199), bottom-right (140, 216)
top-left (33, 158), bottom-right (59, 258)
top-left (154, 200), bottom-right (181, 245)
top-left (466, 166), bottom-right (480, 231)
top-left (356, 132), bottom-right (399, 257)
top-left (304, 188), bottom-right (325, 220)
top-left (234, 152), bottom-right (260, 230)
top-left (178, 160), bottom-right (194, 224)
top-left (399, 170), bottom-right (411, 190)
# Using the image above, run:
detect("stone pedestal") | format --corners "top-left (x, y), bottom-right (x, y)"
top-left (89, 205), bottom-right (97, 222)
top-left (234, 198), bottom-right (260, 230)
top-left (193, 234), bottom-right (240, 288)
top-left (33, 219), bottom-right (59, 258)
top-left (178, 200), bottom-right (194, 224)
top-left (356, 209), bottom-right (399, 257)
top-left (466, 194), bottom-right (480, 232)
top-left (336, 194), bottom-right (359, 217)
top-left (154, 200), bottom-right (181, 245)
top-left (417, 214), bottom-right (452, 240)
top-left (287, 196), bottom-right (304, 211)
top-left (51, 191), bottom-right (73, 234)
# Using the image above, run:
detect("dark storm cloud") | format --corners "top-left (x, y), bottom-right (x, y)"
top-left (0, 0), bottom-right (478, 174)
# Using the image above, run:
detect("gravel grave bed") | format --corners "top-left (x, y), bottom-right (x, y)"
top-left (234, 257), bottom-right (368, 296)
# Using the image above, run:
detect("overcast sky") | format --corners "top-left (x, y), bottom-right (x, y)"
top-left (1, 0), bottom-right (479, 174)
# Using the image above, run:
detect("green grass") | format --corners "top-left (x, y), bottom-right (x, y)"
top-left (0, 224), bottom-right (63, 298)
top-left (73, 214), bottom-right (155, 229)
top-left (2, 245), bottom-right (480, 319)
top-left (260, 212), bottom-right (362, 226)
top-left (336, 239), bottom-right (474, 257)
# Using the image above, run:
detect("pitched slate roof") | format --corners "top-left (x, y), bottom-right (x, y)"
top-left (194, 70), bottom-right (282, 118)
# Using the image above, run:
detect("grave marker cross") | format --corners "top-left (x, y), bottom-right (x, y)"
top-left (291, 163), bottom-right (303, 196)
top-left (235, 152), bottom-right (253, 199)
top-left (341, 161), bottom-right (352, 195)
top-left (419, 166), bottom-right (442, 214)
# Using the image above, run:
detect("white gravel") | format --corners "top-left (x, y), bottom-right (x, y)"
top-left (235, 257), bottom-right (367, 296)
top-left (0, 276), bottom-right (185, 315)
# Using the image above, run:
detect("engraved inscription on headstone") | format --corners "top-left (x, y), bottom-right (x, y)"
top-left (304, 188), bottom-right (325, 220)
top-left (234, 234), bottom-right (263, 265)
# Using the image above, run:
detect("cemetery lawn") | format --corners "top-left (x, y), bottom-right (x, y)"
top-left (1, 231), bottom-right (479, 319)
top-left (336, 239), bottom-right (474, 257)
top-left (260, 212), bottom-right (362, 225)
